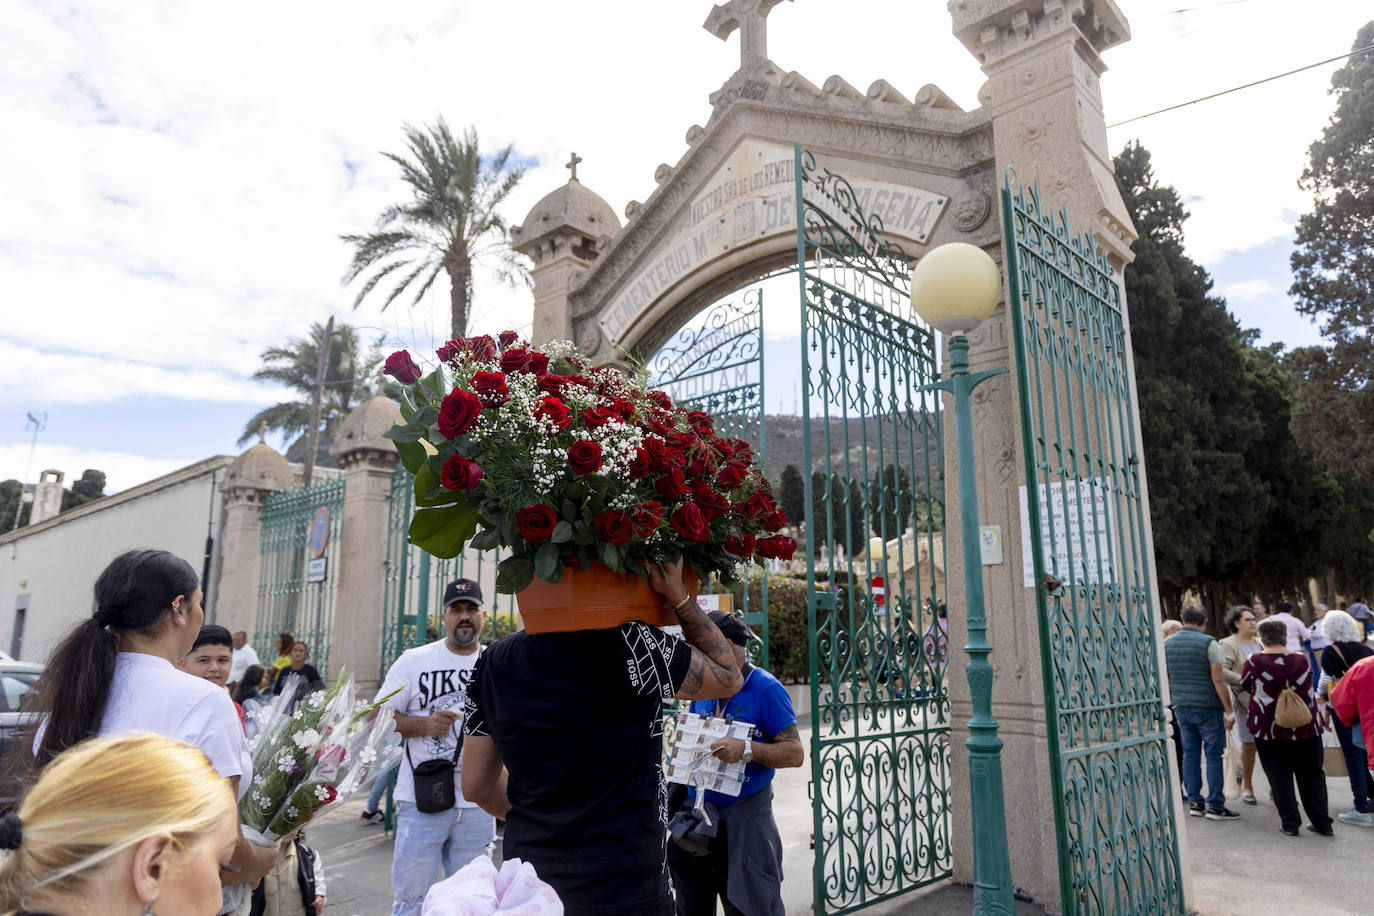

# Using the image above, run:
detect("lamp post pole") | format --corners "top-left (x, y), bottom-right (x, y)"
top-left (941, 333), bottom-right (1015, 914)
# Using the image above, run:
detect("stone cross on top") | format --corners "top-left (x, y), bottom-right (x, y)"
top-left (565, 152), bottom-right (582, 182)
top-left (704, 0), bottom-right (792, 72)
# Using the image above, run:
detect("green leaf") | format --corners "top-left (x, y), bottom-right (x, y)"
top-left (398, 389), bottom-right (419, 423)
top-left (386, 423), bottom-right (426, 444)
top-left (573, 521), bottom-right (594, 546)
top-left (495, 557), bottom-right (535, 594)
top-left (561, 499), bottom-right (578, 520)
top-left (421, 369), bottom-right (447, 403)
top-left (600, 541), bottom-right (621, 572)
top-left (469, 526), bottom-right (502, 550)
top-left (413, 406), bottom-right (438, 427)
top-left (551, 521), bottom-right (574, 544)
top-left (534, 542), bottom-right (563, 582)
top-left (576, 545), bottom-right (595, 571)
top-left (394, 439), bottom-right (427, 475)
top-left (407, 503), bottom-right (480, 559)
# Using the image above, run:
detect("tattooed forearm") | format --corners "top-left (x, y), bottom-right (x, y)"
top-left (674, 602), bottom-right (741, 696)
top-left (774, 724), bottom-right (800, 743)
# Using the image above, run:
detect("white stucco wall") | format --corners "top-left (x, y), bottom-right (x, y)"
top-left (0, 457), bottom-right (230, 663)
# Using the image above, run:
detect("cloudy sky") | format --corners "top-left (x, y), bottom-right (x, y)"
top-left (1, 0), bottom-right (1369, 493)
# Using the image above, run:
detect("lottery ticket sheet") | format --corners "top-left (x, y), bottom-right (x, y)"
top-left (665, 710), bottom-right (754, 797)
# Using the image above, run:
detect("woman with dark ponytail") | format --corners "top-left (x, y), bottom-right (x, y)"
top-left (24, 548), bottom-right (281, 895)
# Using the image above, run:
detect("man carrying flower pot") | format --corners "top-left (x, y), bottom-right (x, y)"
top-left (667, 611), bottom-right (803, 916)
top-left (377, 578), bottom-right (493, 916)
top-left (460, 560), bottom-right (743, 916)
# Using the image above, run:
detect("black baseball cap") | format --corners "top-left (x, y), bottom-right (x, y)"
top-left (708, 610), bottom-right (750, 647)
top-left (443, 578), bottom-right (484, 609)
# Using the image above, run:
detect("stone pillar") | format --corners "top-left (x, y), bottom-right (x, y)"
top-left (330, 395), bottom-right (402, 693)
top-left (940, 1), bottom-right (1188, 910)
top-left (29, 470), bottom-right (64, 525)
top-left (213, 439), bottom-right (293, 639)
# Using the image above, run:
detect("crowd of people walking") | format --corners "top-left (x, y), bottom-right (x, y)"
top-left (1165, 597), bottom-right (1374, 838)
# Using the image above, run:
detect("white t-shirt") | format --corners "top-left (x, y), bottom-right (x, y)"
top-left (1272, 612), bottom-right (1311, 654)
top-left (102, 652), bottom-right (252, 799)
top-left (377, 640), bottom-right (481, 806)
top-left (229, 644), bottom-right (262, 684)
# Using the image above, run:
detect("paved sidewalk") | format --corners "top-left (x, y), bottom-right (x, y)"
top-left (307, 722), bottom-right (1371, 915)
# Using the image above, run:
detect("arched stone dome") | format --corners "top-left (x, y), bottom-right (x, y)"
top-left (332, 394), bottom-right (402, 459)
top-left (512, 179), bottom-right (621, 252)
top-left (226, 439), bottom-right (292, 491)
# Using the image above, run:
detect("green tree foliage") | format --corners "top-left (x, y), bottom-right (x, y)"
top-left (239, 322), bottom-right (390, 462)
top-left (60, 469), bottom-right (106, 511)
top-left (778, 463), bottom-right (804, 531)
top-left (1289, 23), bottom-right (1374, 484)
top-left (0, 480), bottom-right (29, 534)
top-left (343, 119), bottom-right (527, 340)
top-left (868, 464), bottom-right (911, 538)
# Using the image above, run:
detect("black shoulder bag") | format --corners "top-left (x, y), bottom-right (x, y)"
top-left (408, 724), bottom-right (464, 813)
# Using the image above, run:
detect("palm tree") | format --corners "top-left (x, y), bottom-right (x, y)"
top-left (342, 119), bottom-right (527, 340)
top-left (238, 322), bottom-right (390, 463)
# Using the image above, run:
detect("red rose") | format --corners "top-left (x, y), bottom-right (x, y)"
top-left (606, 397), bottom-right (635, 421)
top-left (384, 350), bottom-right (422, 384)
top-left (527, 352), bottom-right (550, 375)
top-left (539, 374), bottom-right (572, 395)
top-left (756, 535), bottom-right (797, 560)
top-left (724, 532), bottom-right (756, 557)
top-left (691, 480), bottom-right (716, 505)
top-left (534, 396), bottom-right (572, 430)
top-left (437, 388), bottom-right (482, 439)
top-left (471, 371), bottom-right (509, 407)
top-left (516, 504), bottom-right (558, 543)
top-left (436, 339), bottom-right (461, 363)
top-left (764, 510), bottom-right (788, 531)
top-left (567, 375), bottom-right (594, 390)
top-left (686, 451), bottom-right (717, 478)
top-left (649, 390), bottom-right (672, 410)
top-left (498, 330), bottom-right (519, 348)
top-left (500, 347), bottom-right (531, 372)
top-left (582, 406), bottom-right (619, 430)
top-left (594, 510), bottom-right (633, 545)
top-left (465, 335), bottom-right (499, 361)
top-left (655, 466), bottom-right (690, 501)
top-left (315, 742), bottom-right (346, 766)
top-left (439, 455), bottom-right (484, 491)
top-left (669, 502), bottom-right (711, 542)
top-left (642, 437), bottom-right (671, 472)
top-left (647, 418), bottom-right (675, 438)
top-left (717, 463), bottom-right (747, 490)
top-left (567, 440), bottom-right (603, 475)
top-left (735, 491), bottom-right (775, 521)
top-left (627, 447), bottom-right (652, 479)
top-left (630, 501), bottom-right (662, 536)
top-left (687, 410), bottom-right (714, 434)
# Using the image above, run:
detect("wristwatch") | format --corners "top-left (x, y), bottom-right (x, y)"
top-left (741, 735), bottom-right (753, 765)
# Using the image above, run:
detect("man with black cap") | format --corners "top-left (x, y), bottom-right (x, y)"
top-left (376, 577), bottom-right (492, 916)
top-left (668, 609), bottom-right (803, 916)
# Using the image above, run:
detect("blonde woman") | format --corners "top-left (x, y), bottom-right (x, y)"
top-left (0, 733), bottom-right (238, 916)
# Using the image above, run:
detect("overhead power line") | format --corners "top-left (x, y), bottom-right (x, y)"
top-left (1108, 43), bottom-right (1374, 128)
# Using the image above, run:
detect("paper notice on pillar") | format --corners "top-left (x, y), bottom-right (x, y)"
top-left (1018, 479), bottom-right (1116, 589)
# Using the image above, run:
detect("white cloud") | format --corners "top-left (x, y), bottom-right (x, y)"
top-left (0, 442), bottom-right (189, 495)
top-left (1216, 279), bottom-right (1282, 304)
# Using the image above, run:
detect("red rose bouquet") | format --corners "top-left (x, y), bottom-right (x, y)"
top-left (384, 334), bottom-right (794, 593)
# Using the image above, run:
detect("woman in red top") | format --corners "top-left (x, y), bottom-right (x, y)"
top-left (1240, 618), bottom-right (1332, 837)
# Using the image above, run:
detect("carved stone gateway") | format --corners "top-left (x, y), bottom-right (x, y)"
top-left (513, 1), bottom-right (1185, 913)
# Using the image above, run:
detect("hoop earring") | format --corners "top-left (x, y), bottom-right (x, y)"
top-left (142, 892), bottom-right (157, 915)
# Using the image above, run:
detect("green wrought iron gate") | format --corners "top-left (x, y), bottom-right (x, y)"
top-left (381, 464), bottom-right (522, 681)
top-left (1002, 171), bottom-right (1184, 914)
top-left (648, 289), bottom-right (770, 663)
top-left (256, 475), bottom-right (346, 676)
top-left (796, 145), bottom-right (951, 914)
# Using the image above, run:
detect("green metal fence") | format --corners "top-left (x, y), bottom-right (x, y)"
top-left (648, 288), bottom-right (770, 664)
top-left (796, 145), bottom-right (951, 915)
top-left (381, 465), bottom-right (522, 682)
top-left (1002, 170), bottom-right (1184, 915)
top-left (256, 475), bottom-right (346, 677)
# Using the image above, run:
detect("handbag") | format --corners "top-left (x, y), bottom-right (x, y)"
top-left (408, 725), bottom-right (464, 814)
top-left (1322, 727), bottom-right (1348, 778)
top-left (1274, 687), bottom-right (1314, 730)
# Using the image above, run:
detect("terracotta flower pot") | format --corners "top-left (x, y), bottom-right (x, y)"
top-left (516, 562), bottom-right (698, 634)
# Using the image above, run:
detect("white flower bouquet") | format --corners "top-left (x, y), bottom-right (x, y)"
top-left (239, 668), bottom-right (402, 844)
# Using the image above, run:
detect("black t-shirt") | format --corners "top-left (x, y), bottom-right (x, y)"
top-left (464, 623), bottom-right (692, 916)
top-left (1320, 640), bottom-right (1374, 678)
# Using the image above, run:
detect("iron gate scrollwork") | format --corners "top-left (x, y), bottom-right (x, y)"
top-left (648, 290), bottom-right (769, 664)
top-left (796, 145), bottom-right (951, 915)
top-left (1002, 170), bottom-right (1184, 915)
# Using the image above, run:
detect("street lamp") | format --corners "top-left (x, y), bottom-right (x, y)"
top-left (910, 242), bottom-right (1014, 915)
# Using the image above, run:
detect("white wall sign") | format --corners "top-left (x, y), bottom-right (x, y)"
top-left (1018, 479), bottom-right (1115, 589)
top-left (979, 525), bottom-right (1003, 565)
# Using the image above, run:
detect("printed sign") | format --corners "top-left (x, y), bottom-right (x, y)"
top-left (306, 556), bottom-right (328, 583)
top-left (1018, 479), bottom-right (1115, 588)
top-left (309, 507), bottom-right (330, 558)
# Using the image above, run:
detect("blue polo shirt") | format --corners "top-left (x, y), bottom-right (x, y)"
top-left (688, 664), bottom-right (797, 808)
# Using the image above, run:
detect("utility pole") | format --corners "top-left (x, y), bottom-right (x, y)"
top-left (302, 317), bottom-right (334, 487)
top-left (10, 411), bottom-right (46, 531)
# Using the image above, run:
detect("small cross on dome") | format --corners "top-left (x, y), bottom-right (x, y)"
top-left (565, 152), bottom-right (583, 182)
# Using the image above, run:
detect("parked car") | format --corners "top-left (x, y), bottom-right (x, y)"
top-left (0, 659), bottom-right (41, 807)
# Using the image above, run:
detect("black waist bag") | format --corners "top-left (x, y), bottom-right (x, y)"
top-left (409, 727), bottom-right (463, 814)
